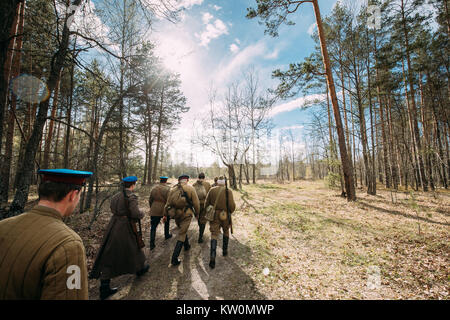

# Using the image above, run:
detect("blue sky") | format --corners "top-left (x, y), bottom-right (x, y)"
top-left (146, 0), bottom-right (343, 165)
top-left (76, 0), bottom-right (440, 166)
top-left (79, 0), bottom-right (344, 165)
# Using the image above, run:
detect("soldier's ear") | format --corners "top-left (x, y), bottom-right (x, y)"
top-left (68, 189), bottom-right (80, 202)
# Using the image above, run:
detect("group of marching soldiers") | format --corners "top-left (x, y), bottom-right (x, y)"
top-left (0, 169), bottom-right (236, 300)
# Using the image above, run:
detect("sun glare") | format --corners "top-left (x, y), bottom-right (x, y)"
top-left (156, 37), bottom-right (195, 75)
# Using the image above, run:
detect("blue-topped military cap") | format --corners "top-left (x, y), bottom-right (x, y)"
top-left (38, 169), bottom-right (93, 186)
top-left (160, 176), bottom-right (169, 179)
top-left (178, 174), bottom-right (189, 180)
top-left (122, 176), bottom-right (138, 182)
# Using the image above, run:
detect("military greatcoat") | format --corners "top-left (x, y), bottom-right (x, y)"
top-left (90, 190), bottom-right (146, 280)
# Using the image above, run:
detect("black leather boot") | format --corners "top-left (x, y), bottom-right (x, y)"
top-left (100, 279), bottom-right (118, 300)
top-left (198, 223), bottom-right (205, 243)
top-left (184, 235), bottom-right (191, 251)
top-left (150, 225), bottom-right (156, 250)
top-left (209, 239), bottom-right (217, 269)
top-left (136, 264), bottom-right (150, 277)
top-left (164, 217), bottom-right (172, 239)
top-left (223, 235), bottom-right (229, 256)
top-left (171, 240), bottom-right (184, 266)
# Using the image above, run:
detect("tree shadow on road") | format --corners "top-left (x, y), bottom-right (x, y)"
top-left (357, 200), bottom-right (449, 227)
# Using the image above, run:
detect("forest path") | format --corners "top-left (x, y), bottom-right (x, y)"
top-left (82, 180), bottom-right (449, 300)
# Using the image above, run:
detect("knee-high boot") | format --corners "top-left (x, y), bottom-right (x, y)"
top-left (184, 235), bottom-right (191, 251)
top-left (223, 235), bottom-right (229, 256)
top-left (100, 279), bottom-right (118, 300)
top-left (198, 223), bottom-right (206, 243)
top-left (164, 217), bottom-right (172, 239)
top-left (209, 239), bottom-right (217, 269)
top-left (150, 224), bottom-right (156, 250)
top-left (171, 241), bottom-right (184, 266)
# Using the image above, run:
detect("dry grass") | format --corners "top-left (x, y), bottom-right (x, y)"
top-left (234, 181), bottom-right (449, 299)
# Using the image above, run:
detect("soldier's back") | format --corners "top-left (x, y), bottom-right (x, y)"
top-left (207, 186), bottom-right (236, 213)
top-left (0, 205), bottom-right (87, 300)
top-left (150, 184), bottom-right (170, 216)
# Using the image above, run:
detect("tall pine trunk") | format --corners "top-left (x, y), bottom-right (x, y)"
top-left (0, 1), bottom-right (24, 205)
top-left (313, 0), bottom-right (355, 200)
top-left (400, 0), bottom-right (428, 191)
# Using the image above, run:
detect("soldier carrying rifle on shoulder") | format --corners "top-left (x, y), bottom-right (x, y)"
top-left (164, 174), bottom-right (200, 266)
top-left (204, 175), bottom-right (236, 269)
top-left (89, 176), bottom-right (149, 300)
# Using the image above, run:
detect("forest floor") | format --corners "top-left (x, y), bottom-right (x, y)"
top-left (66, 180), bottom-right (449, 300)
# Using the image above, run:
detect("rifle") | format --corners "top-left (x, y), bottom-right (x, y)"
top-left (179, 184), bottom-right (196, 216)
top-left (122, 184), bottom-right (145, 249)
top-left (225, 176), bottom-right (233, 234)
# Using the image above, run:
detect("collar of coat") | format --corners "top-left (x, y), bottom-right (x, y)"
top-left (30, 205), bottom-right (64, 221)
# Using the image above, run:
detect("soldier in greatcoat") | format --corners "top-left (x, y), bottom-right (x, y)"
top-left (192, 172), bottom-right (211, 243)
top-left (163, 174), bottom-right (200, 266)
top-left (89, 176), bottom-right (149, 300)
top-left (0, 169), bottom-right (92, 300)
top-left (149, 176), bottom-right (172, 250)
top-left (204, 176), bottom-right (236, 269)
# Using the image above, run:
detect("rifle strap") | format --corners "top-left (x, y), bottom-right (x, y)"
top-left (178, 184), bottom-right (190, 211)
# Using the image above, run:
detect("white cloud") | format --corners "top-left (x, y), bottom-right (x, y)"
top-left (212, 5), bottom-right (222, 11)
top-left (216, 41), bottom-right (267, 83)
top-left (229, 43), bottom-right (239, 53)
top-left (278, 125), bottom-right (304, 131)
top-left (195, 19), bottom-right (229, 47)
top-left (177, 0), bottom-right (204, 9)
top-left (269, 94), bottom-right (326, 117)
top-left (264, 48), bottom-right (280, 60)
top-left (307, 22), bottom-right (317, 36)
top-left (202, 12), bottom-right (213, 24)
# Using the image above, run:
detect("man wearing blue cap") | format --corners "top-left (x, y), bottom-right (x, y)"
top-left (164, 174), bottom-right (200, 266)
top-left (0, 169), bottom-right (92, 299)
top-left (89, 176), bottom-right (149, 300)
top-left (148, 176), bottom-right (172, 250)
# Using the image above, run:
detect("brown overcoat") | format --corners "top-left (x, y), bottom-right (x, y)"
top-left (0, 205), bottom-right (88, 300)
top-left (149, 183), bottom-right (170, 217)
top-left (89, 190), bottom-right (146, 279)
